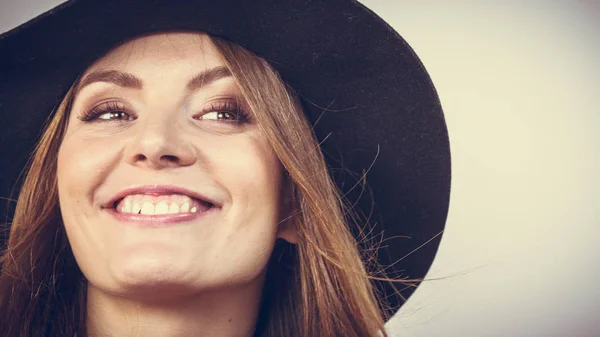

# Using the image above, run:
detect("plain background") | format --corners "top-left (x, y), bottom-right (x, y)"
top-left (1, 1), bottom-right (599, 336)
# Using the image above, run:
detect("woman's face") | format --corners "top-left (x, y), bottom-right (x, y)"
top-left (57, 32), bottom-right (294, 299)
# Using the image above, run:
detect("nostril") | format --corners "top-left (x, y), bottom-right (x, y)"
top-left (161, 154), bottom-right (179, 163)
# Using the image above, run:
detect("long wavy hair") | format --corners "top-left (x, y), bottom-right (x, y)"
top-left (0, 34), bottom-right (399, 337)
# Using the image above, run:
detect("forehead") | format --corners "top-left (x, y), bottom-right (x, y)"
top-left (83, 32), bottom-right (225, 75)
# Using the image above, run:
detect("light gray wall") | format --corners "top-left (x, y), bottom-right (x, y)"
top-left (359, 2), bottom-right (600, 337)
top-left (1, 1), bottom-right (599, 336)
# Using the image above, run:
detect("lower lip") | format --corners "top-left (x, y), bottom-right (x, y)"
top-left (104, 206), bottom-right (217, 226)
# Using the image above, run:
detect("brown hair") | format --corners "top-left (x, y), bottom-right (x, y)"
top-left (0, 34), bottom-right (398, 337)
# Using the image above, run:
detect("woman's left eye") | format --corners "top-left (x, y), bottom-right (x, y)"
top-left (194, 101), bottom-right (250, 124)
top-left (198, 111), bottom-right (243, 121)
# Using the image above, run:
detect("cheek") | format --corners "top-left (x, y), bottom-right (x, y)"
top-left (56, 134), bottom-right (118, 243)
top-left (224, 138), bottom-right (281, 209)
top-left (57, 135), bottom-right (118, 194)
top-left (212, 135), bottom-right (282, 249)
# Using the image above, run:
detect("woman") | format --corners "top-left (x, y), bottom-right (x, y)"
top-left (0, 1), bottom-right (451, 336)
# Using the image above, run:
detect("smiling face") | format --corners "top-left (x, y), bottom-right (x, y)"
top-left (56, 32), bottom-right (294, 299)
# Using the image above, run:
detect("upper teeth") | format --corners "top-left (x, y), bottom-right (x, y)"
top-left (117, 194), bottom-right (203, 215)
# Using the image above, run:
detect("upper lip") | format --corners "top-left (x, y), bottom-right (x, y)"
top-left (101, 185), bottom-right (220, 209)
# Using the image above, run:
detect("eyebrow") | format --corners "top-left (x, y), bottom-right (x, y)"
top-left (75, 66), bottom-right (233, 95)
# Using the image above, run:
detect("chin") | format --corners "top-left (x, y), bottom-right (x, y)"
top-left (102, 269), bottom-right (200, 301)
top-left (104, 257), bottom-right (191, 290)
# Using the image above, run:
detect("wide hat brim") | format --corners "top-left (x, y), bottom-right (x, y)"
top-left (0, 0), bottom-right (451, 320)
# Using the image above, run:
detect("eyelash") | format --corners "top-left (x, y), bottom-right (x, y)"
top-left (77, 100), bottom-right (251, 124)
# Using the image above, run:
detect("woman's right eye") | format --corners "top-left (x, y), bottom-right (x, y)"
top-left (77, 101), bottom-right (135, 122)
top-left (95, 111), bottom-right (134, 121)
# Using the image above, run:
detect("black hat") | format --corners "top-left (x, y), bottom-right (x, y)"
top-left (0, 0), bottom-right (451, 320)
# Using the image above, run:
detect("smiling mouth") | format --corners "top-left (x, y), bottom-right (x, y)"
top-left (112, 195), bottom-right (213, 215)
top-left (107, 195), bottom-right (216, 226)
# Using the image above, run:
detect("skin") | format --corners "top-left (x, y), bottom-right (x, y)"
top-left (56, 32), bottom-right (296, 337)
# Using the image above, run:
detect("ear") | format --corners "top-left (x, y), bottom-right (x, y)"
top-left (276, 218), bottom-right (297, 244)
top-left (277, 172), bottom-right (298, 244)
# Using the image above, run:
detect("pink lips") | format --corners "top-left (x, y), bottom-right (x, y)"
top-left (105, 206), bottom-right (217, 226)
top-left (103, 185), bottom-right (219, 209)
top-left (102, 184), bottom-right (219, 227)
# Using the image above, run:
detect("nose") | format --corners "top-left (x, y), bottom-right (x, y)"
top-left (125, 118), bottom-right (196, 170)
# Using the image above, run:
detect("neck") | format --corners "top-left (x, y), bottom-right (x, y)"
top-left (85, 279), bottom-right (265, 337)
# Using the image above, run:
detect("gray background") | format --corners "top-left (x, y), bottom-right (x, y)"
top-left (1, 1), bottom-right (599, 336)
